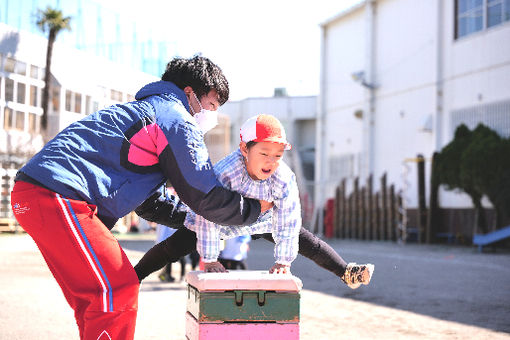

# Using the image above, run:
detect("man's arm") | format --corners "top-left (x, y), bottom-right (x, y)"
top-left (135, 188), bottom-right (186, 227)
top-left (135, 187), bottom-right (273, 228)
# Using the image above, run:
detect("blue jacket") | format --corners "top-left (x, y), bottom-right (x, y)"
top-left (18, 81), bottom-right (260, 227)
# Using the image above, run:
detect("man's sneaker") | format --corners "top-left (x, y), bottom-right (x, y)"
top-left (341, 263), bottom-right (374, 289)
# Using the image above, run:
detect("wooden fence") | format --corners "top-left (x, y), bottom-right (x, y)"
top-left (325, 173), bottom-right (404, 241)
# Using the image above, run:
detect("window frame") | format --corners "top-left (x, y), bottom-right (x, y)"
top-left (16, 82), bottom-right (26, 104)
top-left (455, 0), bottom-right (510, 39)
top-left (3, 107), bottom-right (13, 130)
top-left (4, 77), bottom-right (14, 102)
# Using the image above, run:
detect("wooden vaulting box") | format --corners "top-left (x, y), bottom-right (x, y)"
top-left (185, 271), bottom-right (302, 340)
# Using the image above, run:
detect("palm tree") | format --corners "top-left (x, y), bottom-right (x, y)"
top-left (36, 7), bottom-right (71, 134)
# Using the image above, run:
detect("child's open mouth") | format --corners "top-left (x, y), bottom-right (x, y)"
top-left (261, 168), bottom-right (271, 174)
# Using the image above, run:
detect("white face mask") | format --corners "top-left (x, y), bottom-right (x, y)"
top-left (191, 92), bottom-right (218, 134)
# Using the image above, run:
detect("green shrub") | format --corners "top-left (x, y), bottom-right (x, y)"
top-left (434, 123), bottom-right (510, 231)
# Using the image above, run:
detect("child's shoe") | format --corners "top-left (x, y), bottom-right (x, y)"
top-left (341, 263), bottom-right (374, 289)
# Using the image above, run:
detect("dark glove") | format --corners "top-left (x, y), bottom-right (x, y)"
top-left (135, 190), bottom-right (187, 228)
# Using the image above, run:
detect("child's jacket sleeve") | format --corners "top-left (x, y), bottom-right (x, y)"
top-left (271, 173), bottom-right (302, 265)
top-left (186, 211), bottom-right (222, 263)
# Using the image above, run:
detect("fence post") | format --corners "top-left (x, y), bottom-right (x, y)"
top-left (397, 189), bottom-right (406, 243)
top-left (374, 191), bottom-right (380, 240)
top-left (353, 177), bottom-right (360, 239)
top-left (417, 154), bottom-right (427, 243)
top-left (427, 152), bottom-right (440, 244)
top-left (380, 173), bottom-right (388, 241)
top-left (389, 184), bottom-right (396, 241)
top-left (334, 183), bottom-right (341, 238)
top-left (346, 190), bottom-right (352, 239)
top-left (340, 179), bottom-right (347, 238)
top-left (367, 174), bottom-right (373, 240)
top-left (360, 186), bottom-right (366, 239)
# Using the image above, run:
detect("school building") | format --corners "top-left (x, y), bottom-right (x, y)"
top-left (315, 0), bottom-right (510, 237)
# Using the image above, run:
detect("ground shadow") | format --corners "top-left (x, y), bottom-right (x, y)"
top-left (246, 238), bottom-right (510, 334)
top-left (118, 235), bottom-right (510, 334)
top-left (140, 281), bottom-right (187, 293)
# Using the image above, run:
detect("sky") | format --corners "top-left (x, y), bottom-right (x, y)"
top-left (128, 0), bottom-right (363, 101)
top-left (3, 0), bottom-right (363, 101)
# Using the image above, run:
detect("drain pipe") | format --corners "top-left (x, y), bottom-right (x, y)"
top-left (315, 24), bottom-right (328, 236)
top-left (435, 0), bottom-right (444, 151)
top-left (363, 0), bottom-right (377, 179)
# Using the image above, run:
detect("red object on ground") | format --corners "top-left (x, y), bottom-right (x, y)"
top-left (324, 198), bottom-right (335, 238)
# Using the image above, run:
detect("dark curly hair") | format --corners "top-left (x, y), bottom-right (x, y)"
top-left (161, 55), bottom-right (229, 105)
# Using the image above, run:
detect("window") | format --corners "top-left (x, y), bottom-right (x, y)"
top-left (4, 57), bottom-right (15, 73)
top-left (85, 95), bottom-right (92, 114)
top-left (15, 111), bottom-right (24, 130)
top-left (75, 93), bottom-right (82, 113)
top-left (30, 85), bottom-right (39, 107)
top-left (51, 86), bottom-right (60, 113)
top-left (456, 0), bottom-right (484, 37)
top-left (15, 61), bottom-right (26, 76)
top-left (3, 107), bottom-right (13, 129)
top-left (65, 90), bottom-right (72, 111)
top-left (30, 65), bottom-right (39, 79)
top-left (451, 100), bottom-right (510, 138)
top-left (111, 89), bottom-right (123, 102)
top-left (329, 154), bottom-right (358, 180)
top-left (17, 83), bottom-right (26, 104)
top-left (487, 0), bottom-right (510, 26)
top-left (4, 78), bottom-right (14, 102)
top-left (456, 0), bottom-right (510, 38)
top-left (28, 112), bottom-right (38, 133)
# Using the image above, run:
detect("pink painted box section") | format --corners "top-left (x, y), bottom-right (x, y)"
top-left (185, 270), bottom-right (302, 292)
top-left (185, 312), bottom-right (299, 340)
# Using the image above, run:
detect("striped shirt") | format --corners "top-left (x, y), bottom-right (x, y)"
top-left (184, 149), bottom-right (301, 265)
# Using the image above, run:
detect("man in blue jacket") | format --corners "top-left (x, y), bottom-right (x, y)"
top-left (10, 55), bottom-right (271, 340)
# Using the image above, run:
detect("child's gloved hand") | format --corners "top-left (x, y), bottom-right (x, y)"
top-left (203, 261), bottom-right (227, 273)
top-left (269, 263), bottom-right (290, 274)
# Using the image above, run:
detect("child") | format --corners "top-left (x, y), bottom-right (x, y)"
top-left (135, 114), bottom-right (374, 289)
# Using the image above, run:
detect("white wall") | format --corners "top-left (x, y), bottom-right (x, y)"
top-left (372, 0), bottom-right (437, 200)
top-left (319, 6), bottom-right (366, 198)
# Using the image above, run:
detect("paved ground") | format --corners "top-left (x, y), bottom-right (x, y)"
top-left (1, 232), bottom-right (509, 339)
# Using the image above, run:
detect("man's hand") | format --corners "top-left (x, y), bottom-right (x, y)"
top-left (269, 263), bottom-right (291, 274)
top-left (203, 261), bottom-right (227, 273)
top-left (259, 200), bottom-right (274, 212)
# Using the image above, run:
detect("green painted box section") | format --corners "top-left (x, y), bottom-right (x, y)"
top-left (186, 285), bottom-right (300, 323)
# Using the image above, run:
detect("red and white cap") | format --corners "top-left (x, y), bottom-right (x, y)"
top-left (240, 114), bottom-right (292, 150)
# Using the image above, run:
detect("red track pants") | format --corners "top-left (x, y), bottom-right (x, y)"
top-left (11, 181), bottom-right (140, 340)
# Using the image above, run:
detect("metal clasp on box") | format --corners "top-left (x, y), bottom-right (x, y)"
top-left (234, 290), bottom-right (267, 306)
